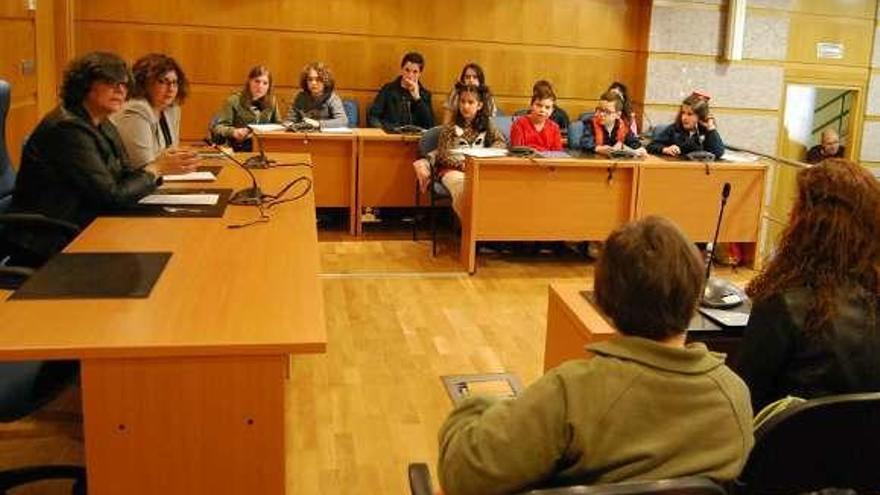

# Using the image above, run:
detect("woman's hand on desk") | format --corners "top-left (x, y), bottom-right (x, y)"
top-left (231, 127), bottom-right (251, 142)
top-left (662, 144), bottom-right (681, 157)
top-left (146, 149), bottom-right (201, 176)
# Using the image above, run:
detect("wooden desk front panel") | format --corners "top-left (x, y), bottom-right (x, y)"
top-left (82, 355), bottom-right (286, 495)
top-left (357, 138), bottom-right (420, 208)
top-left (472, 163), bottom-right (635, 240)
top-left (544, 283), bottom-right (614, 371)
top-left (635, 164), bottom-right (766, 242)
top-left (259, 133), bottom-right (356, 208)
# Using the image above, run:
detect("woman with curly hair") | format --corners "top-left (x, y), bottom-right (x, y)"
top-left (112, 53), bottom-right (194, 168)
top-left (286, 62), bottom-right (348, 129)
top-left (734, 158), bottom-right (880, 412)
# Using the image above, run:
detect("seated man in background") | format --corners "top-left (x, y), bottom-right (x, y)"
top-left (805, 128), bottom-right (845, 164)
top-left (367, 51), bottom-right (434, 130)
top-left (438, 216), bottom-right (753, 495)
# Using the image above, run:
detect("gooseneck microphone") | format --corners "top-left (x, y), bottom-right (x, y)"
top-left (202, 139), bottom-right (265, 206)
top-left (701, 182), bottom-right (744, 309)
top-left (244, 124), bottom-right (275, 169)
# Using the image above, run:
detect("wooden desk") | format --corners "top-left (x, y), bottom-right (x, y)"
top-left (460, 156), bottom-right (638, 273)
top-left (355, 129), bottom-right (421, 235)
top-left (0, 153), bottom-right (326, 495)
top-left (544, 282), bottom-right (743, 372)
top-left (635, 161), bottom-right (768, 262)
top-left (259, 131), bottom-right (358, 234)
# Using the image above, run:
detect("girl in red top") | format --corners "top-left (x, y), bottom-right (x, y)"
top-left (510, 84), bottom-right (563, 151)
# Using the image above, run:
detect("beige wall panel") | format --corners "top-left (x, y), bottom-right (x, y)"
top-left (649, 4), bottom-right (723, 56)
top-left (0, 19), bottom-right (37, 103)
top-left (868, 73), bottom-right (880, 116)
top-left (750, 0), bottom-right (875, 17)
top-left (645, 57), bottom-right (784, 110)
top-left (786, 13), bottom-right (874, 67)
top-left (750, 0), bottom-right (795, 9)
top-left (75, 0), bottom-right (649, 52)
top-left (744, 12), bottom-right (790, 60)
top-left (861, 121), bottom-right (880, 161)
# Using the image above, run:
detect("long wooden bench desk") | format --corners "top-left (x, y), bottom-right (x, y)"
top-left (460, 155), bottom-right (768, 273)
top-left (0, 153), bottom-right (326, 495)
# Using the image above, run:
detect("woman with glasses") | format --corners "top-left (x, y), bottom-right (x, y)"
top-left (1, 52), bottom-right (197, 267)
top-left (112, 53), bottom-right (197, 168)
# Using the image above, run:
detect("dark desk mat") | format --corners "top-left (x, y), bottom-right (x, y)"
top-left (11, 252), bottom-right (172, 300)
top-left (105, 188), bottom-right (233, 218)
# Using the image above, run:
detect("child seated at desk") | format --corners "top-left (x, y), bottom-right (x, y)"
top-left (580, 90), bottom-right (646, 158)
top-left (647, 93), bottom-right (725, 160)
top-left (509, 84), bottom-right (563, 152)
top-left (435, 83), bottom-right (507, 217)
top-left (211, 65), bottom-right (281, 151)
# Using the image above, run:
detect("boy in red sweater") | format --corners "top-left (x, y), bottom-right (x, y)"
top-left (510, 84), bottom-right (562, 151)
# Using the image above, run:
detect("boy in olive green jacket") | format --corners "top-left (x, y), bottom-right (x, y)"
top-left (438, 217), bottom-right (754, 495)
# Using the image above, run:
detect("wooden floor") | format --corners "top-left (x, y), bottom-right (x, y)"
top-left (0, 236), bottom-right (754, 494)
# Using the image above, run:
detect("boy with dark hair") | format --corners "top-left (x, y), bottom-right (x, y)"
top-left (438, 216), bottom-right (753, 495)
top-left (367, 51), bottom-right (434, 129)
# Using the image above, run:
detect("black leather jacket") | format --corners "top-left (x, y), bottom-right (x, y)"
top-left (3, 104), bottom-right (157, 263)
top-left (734, 286), bottom-right (880, 412)
top-left (367, 76), bottom-right (434, 129)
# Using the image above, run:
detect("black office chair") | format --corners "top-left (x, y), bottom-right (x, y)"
top-left (0, 79), bottom-right (79, 289)
top-left (409, 463), bottom-right (726, 495)
top-left (730, 392), bottom-right (880, 495)
top-left (0, 79), bottom-right (85, 494)
top-left (411, 126), bottom-right (452, 256)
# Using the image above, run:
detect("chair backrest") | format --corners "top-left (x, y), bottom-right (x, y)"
top-left (418, 126), bottom-right (443, 157)
top-left (525, 477), bottom-right (725, 495)
top-left (342, 98), bottom-right (359, 127)
top-left (578, 111), bottom-right (595, 123)
top-left (567, 120), bottom-right (585, 151)
top-left (0, 80), bottom-right (15, 212)
top-left (733, 392), bottom-right (880, 495)
top-left (494, 115), bottom-right (514, 144)
top-left (651, 123), bottom-right (670, 140)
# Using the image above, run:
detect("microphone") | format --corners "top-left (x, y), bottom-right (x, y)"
top-left (244, 125), bottom-right (275, 169)
top-left (202, 138), bottom-right (264, 206)
top-left (701, 182), bottom-right (743, 309)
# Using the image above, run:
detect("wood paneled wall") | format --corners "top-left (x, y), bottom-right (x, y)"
top-left (0, 1), bottom-right (38, 166)
top-left (72, 0), bottom-right (651, 140)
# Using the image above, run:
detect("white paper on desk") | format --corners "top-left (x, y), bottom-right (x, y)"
top-left (248, 124), bottom-right (287, 133)
top-left (540, 151), bottom-right (573, 159)
top-left (138, 194), bottom-right (219, 206)
top-left (320, 127), bottom-right (354, 134)
top-left (161, 171), bottom-right (216, 182)
top-left (721, 150), bottom-right (760, 163)
top-left (459, 148), bottom-right (509, 158)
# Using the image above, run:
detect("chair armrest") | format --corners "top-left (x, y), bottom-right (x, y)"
top-left (408, 463), bottom-right (434, 495)
top-left (0, 214), bottom-right (79, 235)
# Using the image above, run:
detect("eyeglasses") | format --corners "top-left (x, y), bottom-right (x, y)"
top-left (157, 77), bottom-right (179, 87)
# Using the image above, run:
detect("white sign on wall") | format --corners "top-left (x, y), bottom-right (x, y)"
top-left (817, 42), bottom-right (845, 59)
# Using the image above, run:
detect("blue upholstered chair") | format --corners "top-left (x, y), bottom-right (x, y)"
top-left (412, 126), bottom-right (451, 256)
top-left (409, 463), bottom-right (726, 495)
top-left (0, 79), bottom-right (86, 495)
top-left (494, 115), bottom-right (514, 144)
top-left (342, 98), bottom-right (359, 127)
top-left (567, 121), bottom-right (585, 151)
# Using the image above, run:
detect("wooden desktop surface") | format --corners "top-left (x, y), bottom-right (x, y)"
top-left (0, 153), bottom-right (325, 495)
top-left (0, 153), bottom-right (326, 361)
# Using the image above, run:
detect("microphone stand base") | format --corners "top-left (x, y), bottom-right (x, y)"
top-left (229, 187), bottom-right (264, 206)
top-left (243, 155), bottom-right (275, 169)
